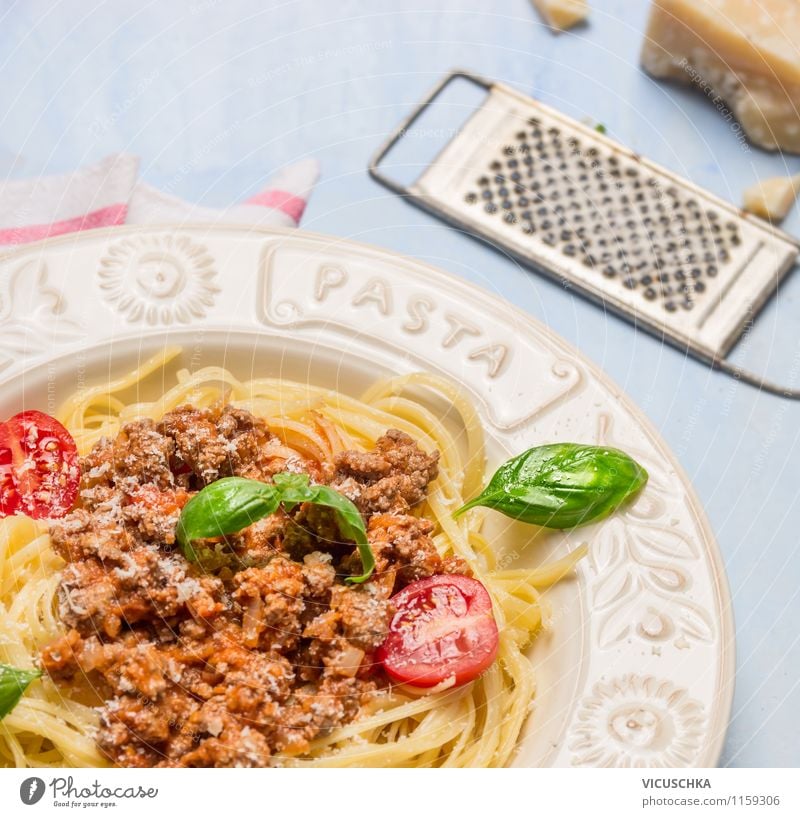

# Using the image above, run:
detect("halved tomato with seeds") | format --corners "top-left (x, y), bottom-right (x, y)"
top-left (0, 410), bottom-right (80, 519)
top-left (376, 574), bottom-right (499, 688)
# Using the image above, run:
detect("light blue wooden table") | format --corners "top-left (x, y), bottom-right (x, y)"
top-left (1, 0), bottom-right (798, 767)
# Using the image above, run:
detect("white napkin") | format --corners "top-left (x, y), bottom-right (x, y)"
top-left (0, 153), bottom-right (319, 246)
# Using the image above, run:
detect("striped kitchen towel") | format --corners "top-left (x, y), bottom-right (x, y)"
top-left (0, 153), bottom-right (319, 246)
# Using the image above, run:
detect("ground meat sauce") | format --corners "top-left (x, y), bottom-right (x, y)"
top-left (40, 403), bottom-right (469, 767)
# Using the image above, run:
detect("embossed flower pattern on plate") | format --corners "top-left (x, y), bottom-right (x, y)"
top-left (98, 234), bottom-right (219, 325)
top-left (569, 675), bottom-right (705, 768)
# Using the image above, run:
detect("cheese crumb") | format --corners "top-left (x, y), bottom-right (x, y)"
top-left (531, 0), bottom-right (588, 32)
top-left (742, 174), bottom-right (800, 223)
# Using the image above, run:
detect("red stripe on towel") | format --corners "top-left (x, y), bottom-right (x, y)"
top-left (243, 189), bottom-right (306, 223)
top-left (0, 203), bottom-right (128, 245)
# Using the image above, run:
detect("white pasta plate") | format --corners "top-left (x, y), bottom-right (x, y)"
top-left (0, 225), bottom-right (733, 768)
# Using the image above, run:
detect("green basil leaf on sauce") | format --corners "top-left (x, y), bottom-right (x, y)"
top-left (176, 477), bottom-right (280, 561)
top-left (272, 471), bottom-right (316, 509)
top-left (454, 443), bottom-right (648, 529)
top-left (0, 664), bottom-right (42, 720)
top-left (176, 473), bottom-right (374, 583)
top-left (306, 485), bottom-right (374, 584)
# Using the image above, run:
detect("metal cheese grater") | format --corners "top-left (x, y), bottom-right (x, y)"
top-left (369, 70), bottom-right (800, 398)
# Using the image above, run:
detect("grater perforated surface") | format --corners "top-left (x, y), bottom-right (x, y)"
top-left (463, 118), bottom-right (740, 316)
top-left (372, 72), bottom-right (799, 363)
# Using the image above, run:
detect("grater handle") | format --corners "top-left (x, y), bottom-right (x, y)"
top-left (369, 69), bottom-right (492, 196)
top-left (712, 357), bottom-right (800, 400)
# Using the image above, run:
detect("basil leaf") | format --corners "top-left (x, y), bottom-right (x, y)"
top-left (300, 484), bottom-right (375, 584)
top-left (176, 473), bottom-right (374, 582)
top-left (268, 473), bottom-right (373, 584)
top-left (272, 471), bottom-right (316, 510)
top-left (0, 664), bottom-right (41, 720)
top-left (177, 477), bottom-right (280, 561)
top-left (454, 443), bottom-right (647, 529)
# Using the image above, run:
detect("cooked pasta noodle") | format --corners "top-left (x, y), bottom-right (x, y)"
top-left (0, 347), bottom-right (585, 768)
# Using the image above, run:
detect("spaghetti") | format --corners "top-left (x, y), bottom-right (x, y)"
top-left (0, 347), bottom-right (585, 768)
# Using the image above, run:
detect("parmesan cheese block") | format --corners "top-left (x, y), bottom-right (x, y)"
top-left (641, 0), bottom-right (800, 153)
top-left (742, 174), bottom-right (800, 222)
top-left (531, 0), bottom-right (588, 32)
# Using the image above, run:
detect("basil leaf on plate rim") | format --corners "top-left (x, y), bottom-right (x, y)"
top-left (0, 664), bottom-right (41, 720)
top-left (454, 443), bottom-right (647, 529)
top-left (177, 473), bottom-right (374, 583)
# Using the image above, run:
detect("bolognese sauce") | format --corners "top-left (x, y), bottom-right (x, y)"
top-left (39, 403), bottom-right (475, 767)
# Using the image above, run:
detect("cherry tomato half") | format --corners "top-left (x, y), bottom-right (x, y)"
top-left (376, 574), bottom-right (499, 688)
top-left (0, 410), bottom-right (80, 519)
